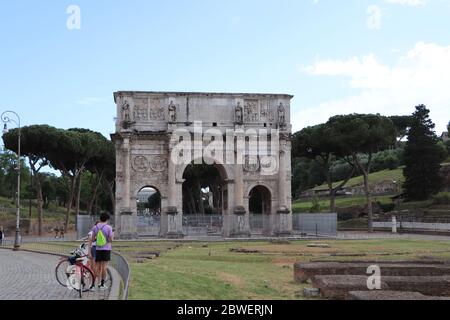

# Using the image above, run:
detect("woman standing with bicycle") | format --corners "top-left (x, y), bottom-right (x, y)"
top-left (89, 213), bottom-right (114, 291)
top-left (87, 221), bottom-right (100, 277)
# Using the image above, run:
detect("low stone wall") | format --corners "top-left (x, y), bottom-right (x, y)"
top-left (373, 221), bottom-right (450, 231)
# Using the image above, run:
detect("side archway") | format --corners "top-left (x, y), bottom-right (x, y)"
top-left (248, 185), bottom-right (273, 236)
top-left (136, 186), bottom-right (162, 236)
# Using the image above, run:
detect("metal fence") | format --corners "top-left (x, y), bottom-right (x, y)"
top-left (74, 213), bottom-right (338, 238)
top-left (183, 214), bottom-right (223, 236)
top-left (137, 215), bottom-right (160, 237)
top-left (249, 214), bottom-right (264, 232)
top-left (77, 215), bottom-right (116, 240)
top-left (292, 213), bottom-right (338, 237)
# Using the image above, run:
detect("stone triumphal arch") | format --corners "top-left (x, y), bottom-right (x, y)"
top-left (112, 91), bottom-right (293, 239)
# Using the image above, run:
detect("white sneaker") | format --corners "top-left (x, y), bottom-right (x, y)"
top-left (99, 284), bottom-right (109, 291)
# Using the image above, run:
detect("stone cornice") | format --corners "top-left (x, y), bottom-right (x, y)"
top-left (114, 91), bottom-right (294, 103)
top-left (111, 131), bottom-right (170, 142)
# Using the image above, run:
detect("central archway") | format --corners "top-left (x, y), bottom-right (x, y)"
top-left (182, 161), bottom-right (228, 236)
top-left (249, 185), bottom-right (272, 236)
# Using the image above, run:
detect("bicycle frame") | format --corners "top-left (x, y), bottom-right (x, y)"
top-left (58, 254), bottom-right (97, 296)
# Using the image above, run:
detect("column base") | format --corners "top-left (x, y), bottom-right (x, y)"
top-left (234, 206), bottom-right (246, 215)
top-left (166, 232), bottom-right (184, 239)
top-left (166, 206), bottom-right (178, 215)
top-left (274, 231), bottom-right (293, 237)
top-left (229, 231), bottom-right (251, 238)
top-left (119, 233), bottom-right (139, 240)
top-left (118, 213), bottom-right (138, 239)
top-left (277, 208), bottom-right (291, 215)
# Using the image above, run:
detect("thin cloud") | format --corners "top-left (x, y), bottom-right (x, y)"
top-left (297, 42), bottom-right (450, 134)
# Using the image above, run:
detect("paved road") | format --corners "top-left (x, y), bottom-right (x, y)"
top-left (0, 249), bottom-right (110, 300)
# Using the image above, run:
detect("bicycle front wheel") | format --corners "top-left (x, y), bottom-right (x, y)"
top-left (55, 258), bottom-right (72, 287)
top-left (81, 267), bottom-right (96, 292)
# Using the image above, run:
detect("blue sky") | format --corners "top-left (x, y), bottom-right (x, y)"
top-left (1, 0), bottom-right (449, 138)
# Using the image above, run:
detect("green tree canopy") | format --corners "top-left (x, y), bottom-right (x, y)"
top-left (403, 105), bottom-right (446, 200)
top-left (326, 113), bottom-right (396, 231)
top-left (389, 115), bottom-right (414, 143)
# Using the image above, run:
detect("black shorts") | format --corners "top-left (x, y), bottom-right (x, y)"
top-left (95, 250), bottom-right (111, 262)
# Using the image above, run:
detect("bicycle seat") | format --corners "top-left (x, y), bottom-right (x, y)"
top-left (76, 258), bottom-right (85, 262)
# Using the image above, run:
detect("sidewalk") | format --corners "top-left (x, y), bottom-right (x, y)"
top-left (0, 249), bottom-right (111, 300)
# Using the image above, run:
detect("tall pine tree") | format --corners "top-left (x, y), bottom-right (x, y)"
top-left (403, 105), bottom-right (444, 201)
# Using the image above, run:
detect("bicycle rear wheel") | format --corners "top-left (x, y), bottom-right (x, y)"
top-left (55, 258), bottom-right (72, 287)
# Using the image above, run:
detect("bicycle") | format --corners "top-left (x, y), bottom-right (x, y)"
top-left (55, 244), bottom-right (96, 299)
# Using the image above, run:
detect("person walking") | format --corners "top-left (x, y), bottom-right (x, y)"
top-left (0, 226), bottom-right (4, 246)
top-left (90, 213), bottom-right (114, 290)
top-left (59, 226), bottom-right (65, 239)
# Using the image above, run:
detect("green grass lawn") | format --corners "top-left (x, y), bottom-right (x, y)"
top-left (125, 240), bottom-right (450, 300)
top-left (292, 168), bottom-right (404, 213)
top-left (19, 239), bottom-right (450, 300)
top-left (312, 168), bottom-right (405, 191)
top-left (292, 195), bottom-right (394, 213)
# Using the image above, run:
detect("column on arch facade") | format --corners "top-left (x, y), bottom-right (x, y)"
top-left (160, 138), bottom-right (184, 238)
top-left (275, 137), bottom-right (293, 236)
top-left (117, 134), bottom-right (138, 239)
top-left (229, 145), bottom-right (251, 237)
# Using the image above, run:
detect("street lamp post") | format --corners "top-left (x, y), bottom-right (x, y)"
top-left (1, 111), bottom-right (21, 251)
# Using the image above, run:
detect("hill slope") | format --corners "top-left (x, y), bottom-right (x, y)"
top-left (313, 168), bottom-right (404, 191)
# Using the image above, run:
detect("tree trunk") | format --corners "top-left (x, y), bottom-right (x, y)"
top-left (363, 171), bottom-right (373, 232)
top-left (75, 175), bottom-right (82, 216)
top-left (326, 169), bottom-right (335, 212)
top-left (188, 187), bottom-right (195, 214)
top-left (35, 178), bottom-right (44, 236)
top-left (29, 160), bottom-right (44, 236)
top-left (64, 176), bottom-right (76, 232)
top-left (353, 153), bottom-right (373, 233)
top-left (87, 173), bottom-right (103, 215)
top-left (104, 178), bottom-right (116, 216)
top-left (330, 164), bottom-right (356, 212)
top-left (329, 188), bottom-right (336, 212)
top-left (196, 180), bottom-right (205, 214)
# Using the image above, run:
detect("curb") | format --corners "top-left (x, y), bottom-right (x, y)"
top-left (107, 266), bottom-right (122, 300)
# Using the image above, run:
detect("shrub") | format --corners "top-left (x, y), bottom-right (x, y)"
top-left (309, 196), bottom-right (321, 213)
top-left (338, 211), bottom-right (357, 221)
top-left (432, 192), bottom-right (450, 205)
top-left (379, 202), bottom-right (396, 213)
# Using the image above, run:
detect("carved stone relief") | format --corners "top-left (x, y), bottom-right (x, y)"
top-left (244, 100), bottom-right (259, 123)
top-left (134, 106), bottom-right (148, 121)
top-left (150, 156), bottom-right (167, 172)
top-left (132, 155), bottom-right (149, 172)
top-left (243, 155), bottom-right (260, 173)
top-left (149, 98), bottom-right (165, 121)
top-left (260, 100), bottom-right (274, 122)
